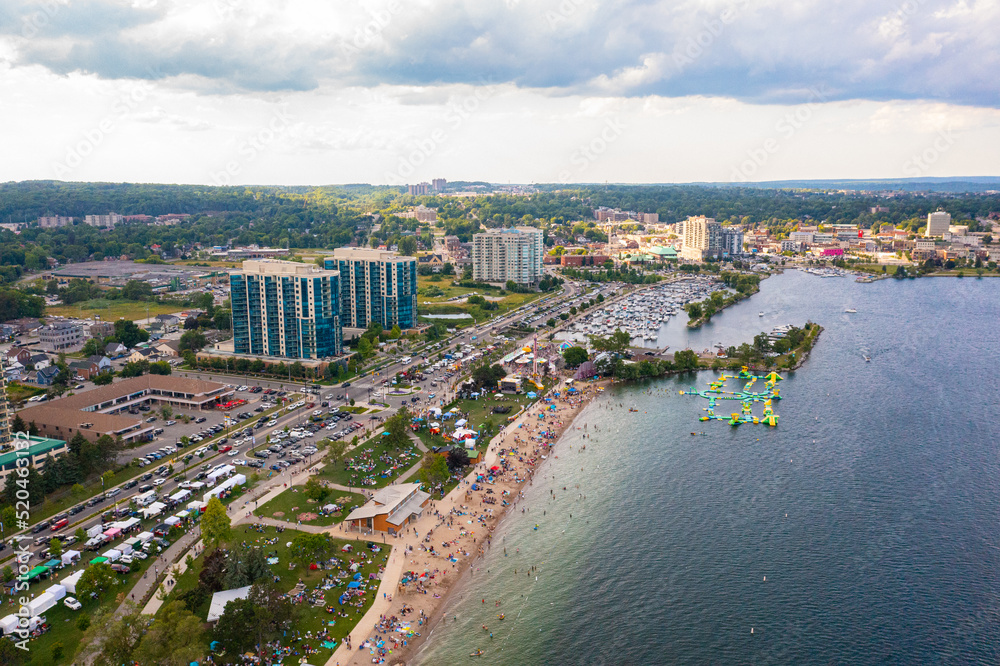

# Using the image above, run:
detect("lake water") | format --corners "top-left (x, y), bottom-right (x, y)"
top-left (416, 271), bottom-right (1000, 665)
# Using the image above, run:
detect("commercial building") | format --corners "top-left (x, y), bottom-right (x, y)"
top-left (472, 227), bottom-right (545, 285)
top-left (16, 375), bottom-right (232, 444)
top-left (926, 211), bottom-right (952, 237)
top-left (0, 436), bottom-right (68, 489)
top-left (209, 246), bottom-right (289, 260)
top-left (344, 482), bottom-right (430, 534)
top-left (396, 205), bottom-right (437, 223)
top-left (230, 260), bottom-right (343, 359)
top-left (38, 321), bottom-right (84, 351)
top-left (326, 248), bottom-right (418, 330)
top-left (407, 182), bottom-right (430, 196)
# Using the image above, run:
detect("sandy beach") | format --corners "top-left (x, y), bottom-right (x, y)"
top-left (325, 379), bottom-right (606, 666)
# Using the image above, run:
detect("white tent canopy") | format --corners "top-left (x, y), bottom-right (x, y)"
top-left (203, 474), bottom-right (246, 503)
top-left (28, 593), bottom-right (56, 615)
top-left (61, 550), bottom-right (81, 566)
top-left (164, 516), bottom-right (181, 526)
top-left (136, 531), bottom-right (154, 544)
top-left (0, 615), bottom-right (18, 635)
top-left (454, 418), bottom-right (468, 427)
top-left (207, 585), bottom-right (252, 623)
top-left (101, 549), bottom-right (121, 562)
top-left (62, 570), bottom-right (84, 594)
top-left (44, 584), bottom-right (66, 601)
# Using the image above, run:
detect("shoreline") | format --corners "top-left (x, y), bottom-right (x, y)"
top-left (329, 379), bottom-right (606, 666)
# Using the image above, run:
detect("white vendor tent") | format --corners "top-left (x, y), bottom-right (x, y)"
top-left (0, 615), bottom-right (18, 635)
top-left (207, 585), bottom-right (252, 623)
top-left (44, 584), bottom-right (66, 601)
top-left (136, 531), bottom-right (154, 544)
top-left (187, 500), bottom-right (207, 512)
top-left (28, 593), bottom-right (56, 615)
top-left (61, 550), bottom-right (81, 566)
top-left (164, 516), bottom-right (181, 526)
top-left (119, 543), bottom-right (133, 556)
top-left (101, 549), bottom-right (121, 562)
top-left (169, 489), bottom-right (192, 503)
top-left (142, 501), bottom-right (166, 519)
top-left (203, 474), bottom-right (246, 503)
top-left (62, 570), bottom-right (84, 594)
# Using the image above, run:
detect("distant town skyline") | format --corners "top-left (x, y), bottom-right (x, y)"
top-left (1, 0), bottom-right (998, 185)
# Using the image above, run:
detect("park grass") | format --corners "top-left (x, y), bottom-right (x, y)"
top-left (46, 299), bottom-right (183, 321)
top-left (316, 435), bottom-right (421, 490)
top-left (155, 525), bottom-right (390, 663)
top-left (255, 486), bottom-right (367, 527)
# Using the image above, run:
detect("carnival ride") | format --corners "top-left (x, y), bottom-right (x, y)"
top-left (680, 366), bottom-right (782, 427)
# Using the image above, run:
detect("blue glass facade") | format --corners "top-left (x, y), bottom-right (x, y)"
top-left (326, 253), bottom-right (417, 329)
top-left (230, 262), bottom-right (342, 359)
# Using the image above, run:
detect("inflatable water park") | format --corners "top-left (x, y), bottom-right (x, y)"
top-left (680, 367), bottom-right (783, 427)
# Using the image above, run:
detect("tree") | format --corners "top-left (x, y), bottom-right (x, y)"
top-left (149, 360), bottom-right (172, 375)
top-left (420, 452), bottom-right (450, 487)
top-left (0, 506), bottom-right (15, 537)
top-left (160, 405), bottom-right (173, 420)
top-left (442, 262), bottom-right (454, 275)
top-left (198, 548), bottom-right (227, 593)
top-left (388, 324), bottom-right (402, 340)
top-left (446, 448), bottom-right (470, 471)
top-left (77, 562), bottom-right (118, 600)
top-left (118, 360), bottom-right (148, 378)
top-left (10, 414), bottom-right (26, 435)
top-left (49, 537), bottom-right (63, 559)
top-left (113, 319), bottom-right (149, 349)
top-left (212, 581), bottom-right (293, 661)
top-left (290, 532), bottom-right (334, 565)
top-left (179, 329), bottom-right (207, 352)
top-left (398, 236), bottom-right (418, 256)
top-left (76, 601), bottom-right (145, 665)
top-left (132, 600), bottom-right (205, 666)
top-left (1, 565), bottom-right (13, 583)
top-left (225, 547), bottom-right (271, 588)
top-left (75, 526), bottom-right (87, 543)
top-left (93, 372), bottom-right (114, 385)
top-left (382, 406), bottom-right (411, 446)
top-left (471, 363), bottom-right (506, 390)
top-left (588, 328), bottom-right (631, 355)
top-left (326, 439), bottom-right (348, 468)
top-left (200, 496), bottom-right (231, 549)
top-left (303, 477), bottom-right (331, 503)
top-left (562, 346), bottom-right (589, 368)
top-left (80, 338), bottom-right (102, 357)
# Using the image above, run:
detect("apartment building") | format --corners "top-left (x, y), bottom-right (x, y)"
top-left (325, 248), bottom-right (418, 330)
top-left (472, 227), bottom-right (544, 285)
top-left (926, 211), bottom-right (951, 237)
top-left (230, 260), bottom-right (342, 359)
top-left (84, 213), bottom-right (123, 228)
top-left (38, 216), bottom-right (73, 228)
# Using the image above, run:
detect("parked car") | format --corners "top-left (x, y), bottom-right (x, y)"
top-left (153, 478), bottom-right (166, 487)
top-left (111, 563), bottom-right (131, 574)
top-left (64, 597), bottom-right (82, 610)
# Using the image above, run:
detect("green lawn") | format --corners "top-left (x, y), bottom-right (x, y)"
top-left (255, 486), bottom-right (367, 527)
top-left (6, 381), bottom-right (45, 404)
top-left (317, 436), bottom-right (421, 489)
top-left (156, 525), bottom-right (391, 663)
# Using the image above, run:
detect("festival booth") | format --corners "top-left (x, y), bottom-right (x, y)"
top-left (113, 517), bottom-right (141, 533)
top-left (44, 558), bottom-right (63, 572)
top-left (23, 566), bottom-right (50, 583)
top-left (44, 584), bottom-right (66, 602)
top-left (27, 593), bottom-right (57, 616)
top-left (124, 537), bottom-right (141, 550)
top-left (169, 489), bottom-right (192, 504)
top-left (0, 615), bottom-right (19, 636)
top-left (89, 556), bottom-right (108, 565)
top-left (164, 516), bottom-right (181, 527)
top-left (102, 527), bottom-right (122, 540)
top-left (61, 570), bottom-right (83, 595)
top-left (203, 474), bottom-right (246, 503)
top-left (429, 422), bottom-right (441, 435)
top-left (142, 501), bottom-right (166, 519)
top-left (135, 531), bottom-right (154, 544)
top-left (454, 419), bottom-right (468, 428)
top-left (101, 549), bottom-right (122, 562)
top-left (206, 465), bottom-right (236, 487)
top-left (61, 550), bottom-right (81, 567)
top-left (187, 500), bottom-right (207, 513)
top-left (118, 543), bottom-right (134, 556)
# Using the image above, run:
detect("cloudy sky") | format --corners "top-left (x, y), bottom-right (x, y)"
top-left (1, 0), bottom-right (998, 185)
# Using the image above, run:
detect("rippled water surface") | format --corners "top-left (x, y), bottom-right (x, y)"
top-left (417, 272), bottom-right (1000, 665)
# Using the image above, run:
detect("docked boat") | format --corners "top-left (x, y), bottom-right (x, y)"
top-left (844, 308), bottom-right (857, 313)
